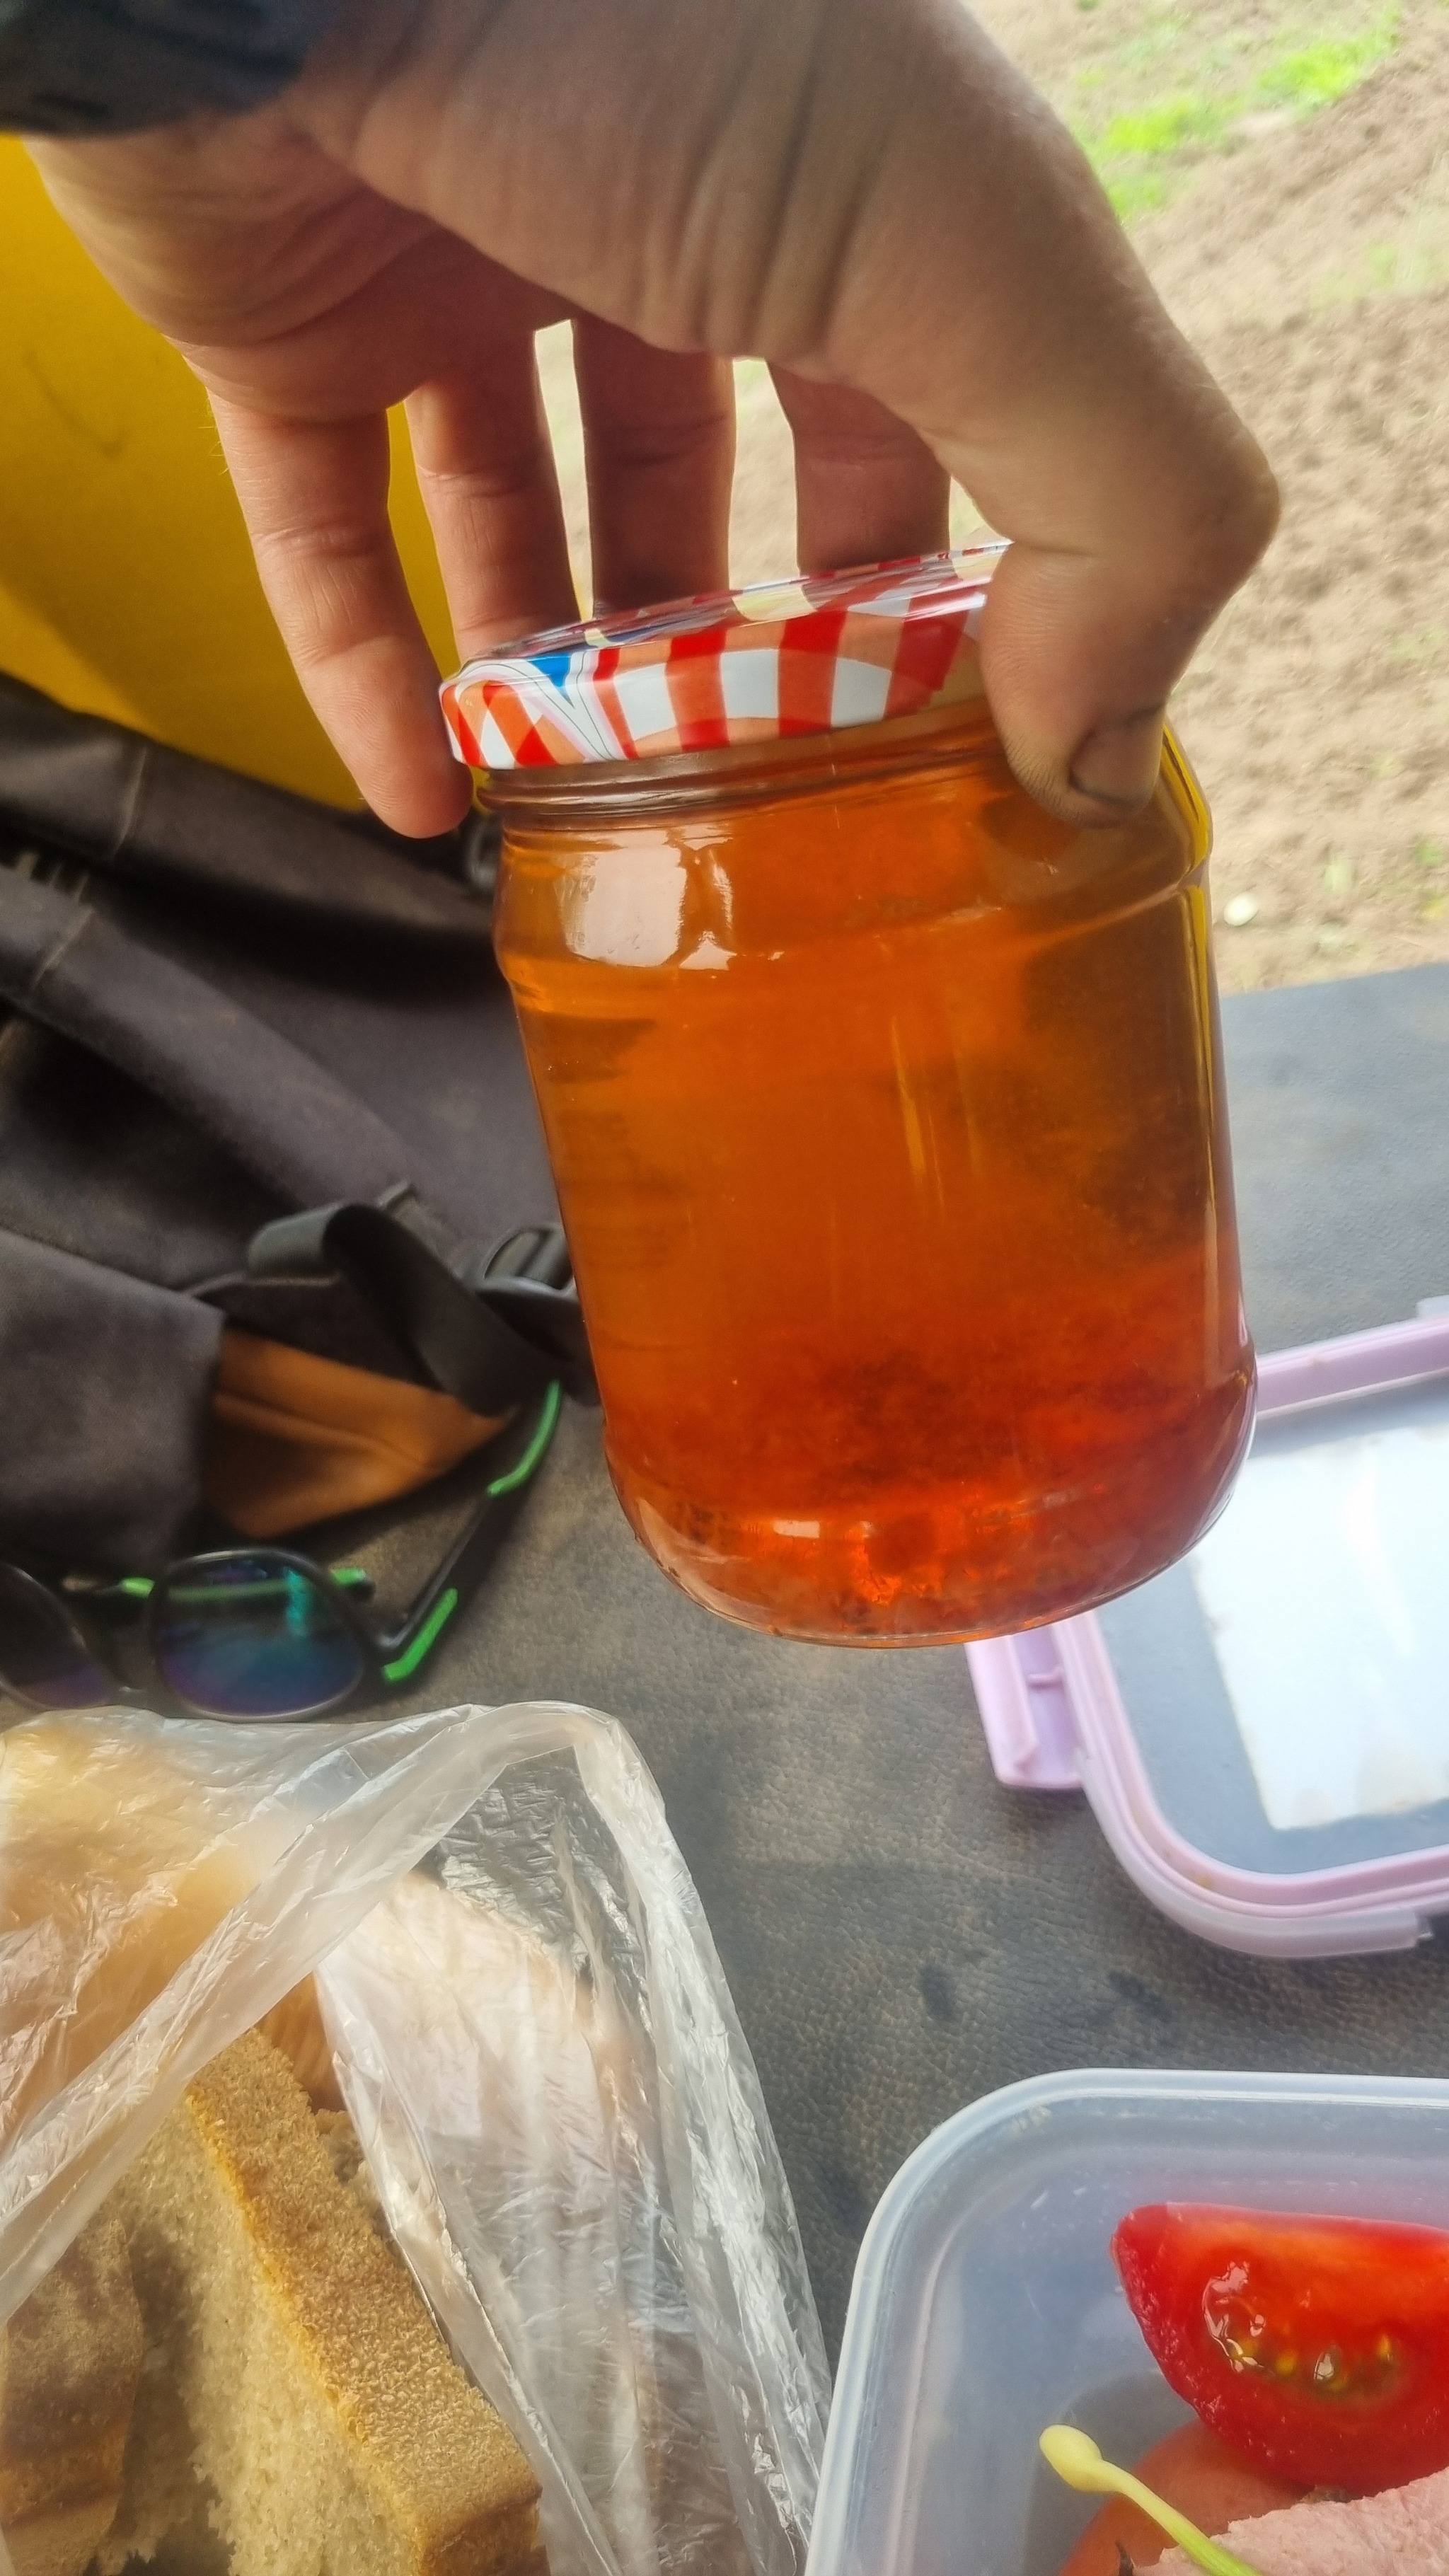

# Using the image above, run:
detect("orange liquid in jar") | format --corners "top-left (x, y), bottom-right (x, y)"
top-left (493, 703), bottom-right (1254, 1643)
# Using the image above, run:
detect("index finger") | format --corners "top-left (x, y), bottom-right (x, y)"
top-left (209, 393), bottom-right (471, 836)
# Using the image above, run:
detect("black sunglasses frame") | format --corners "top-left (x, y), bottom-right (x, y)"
top-left (0, 1383), bottom-right (560, 1723)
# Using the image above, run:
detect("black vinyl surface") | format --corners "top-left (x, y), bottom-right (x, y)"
top-left (374, 959), bottom-right (1449, 2362)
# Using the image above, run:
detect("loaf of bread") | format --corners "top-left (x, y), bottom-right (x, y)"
top-left (0, 2210), bottom-right (144, 2576)
top-left (255, 1977), bottom-right (344, 2113)
top-left (103, 2028), bottom-right (545, 2576)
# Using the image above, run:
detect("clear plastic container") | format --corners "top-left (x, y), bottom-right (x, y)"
top-left (808, 2066), bottom-right (1449, 2576)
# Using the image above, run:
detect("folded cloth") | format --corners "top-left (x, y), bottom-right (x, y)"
top-left (207, 1330), bottom-right (507, 1538)
top-left (0, 0), bottom-right (343, 136)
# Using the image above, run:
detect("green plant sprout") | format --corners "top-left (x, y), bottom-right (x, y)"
top-left (1039, 2426), bottom-right (1266, 2576)
top-left (1075, 10), bottom-right (1399, 219)
top-left (1257, 23), bottom-right (1397, 109)
top-left (1099, 96), bottom-right (1225, 156)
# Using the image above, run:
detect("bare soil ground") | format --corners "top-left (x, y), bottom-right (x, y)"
top-left (541, 1), bottom-right (1449, 992)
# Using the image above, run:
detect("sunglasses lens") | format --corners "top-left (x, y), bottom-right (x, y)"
top-left (0, 1567), bottom-right (110, 1710)
top-left (154, 1557), bottom-right (368, 1719)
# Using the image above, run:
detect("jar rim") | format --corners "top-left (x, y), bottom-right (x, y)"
top-left (480, 697), bottom-right (1001, 822)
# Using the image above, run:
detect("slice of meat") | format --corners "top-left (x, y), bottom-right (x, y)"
top-left (1153, 2461), bottom-right (1449, 2573)
top-left (1057, 2426), bottom-right (1305, 2573)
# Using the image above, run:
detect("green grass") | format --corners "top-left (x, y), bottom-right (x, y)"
top-left (1072, 8), bottom-right (1400, 221)
top-left (1099, 98), bottom-right (1225, 152)
top-left (1310, 217), bottom-right (1449, 305)
top-left (1257, 25), bottom-right (1399, 105)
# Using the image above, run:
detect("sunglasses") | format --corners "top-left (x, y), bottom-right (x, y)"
top-left (0, 1384), bottom-right (559, 1723)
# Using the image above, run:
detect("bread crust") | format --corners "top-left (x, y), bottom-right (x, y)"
top-left (110, 2030), bottom-right (541, 2576)
top-left (4, 2493), bottom-right (123, 2576)
top-left (256, 1980), bottom-right (343, 2113)
top-left (0, 2210), bottom-right (144, 2576)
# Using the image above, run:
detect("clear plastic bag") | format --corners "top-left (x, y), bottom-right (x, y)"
top-left (0, 1701), bottom-right (829, 2576)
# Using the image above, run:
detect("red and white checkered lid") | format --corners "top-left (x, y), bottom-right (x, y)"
top-left (440, 543), bottom-right (1004, 771)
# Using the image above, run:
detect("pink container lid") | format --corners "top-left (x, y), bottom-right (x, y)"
top-left (967, 1307), bottom-right (1449, 1958)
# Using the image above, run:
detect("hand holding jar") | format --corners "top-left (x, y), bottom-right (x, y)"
top-left (24, 0), bottom-right (1275, 833)
top-left (16, 0), bottom-right (1274, 1641)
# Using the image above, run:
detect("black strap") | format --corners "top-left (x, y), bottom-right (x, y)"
top-left (0, 866), bottom-right (422, 1218)
top-left (0, 821), bottom-right (595, 1414)
top-left (0, 671), bottom-right (492, 944)
top-left (248, 1204), bottom-right (596, 1407)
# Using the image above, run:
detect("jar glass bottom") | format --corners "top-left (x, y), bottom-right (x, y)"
top-left (610, 1366), bottom-right (1255, 1646)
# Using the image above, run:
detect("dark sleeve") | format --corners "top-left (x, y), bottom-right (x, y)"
top-left (0, 0), bottom-right (345, 133)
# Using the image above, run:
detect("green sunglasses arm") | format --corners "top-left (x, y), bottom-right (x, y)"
top-left (379, 1382), bottom-right (562, 1685)
top-left (103, 1566), bottom-right (375, 1605)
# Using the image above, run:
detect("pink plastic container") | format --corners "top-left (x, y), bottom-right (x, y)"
top-left (968, 1308), bottom-right (1449, 1957)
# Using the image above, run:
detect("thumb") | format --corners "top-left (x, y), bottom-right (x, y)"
top-left (976, 461), bottom-right (1274, 821)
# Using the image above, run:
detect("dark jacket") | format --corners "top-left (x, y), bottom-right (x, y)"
top-left (0, 0), bottom-right (335, 134)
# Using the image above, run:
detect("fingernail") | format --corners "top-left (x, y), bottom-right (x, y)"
top-left (1069, 707), bottom-right (1166, 811)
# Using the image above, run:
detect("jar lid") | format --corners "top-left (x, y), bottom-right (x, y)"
top-left (440, 542), bottom-right (1004, 771)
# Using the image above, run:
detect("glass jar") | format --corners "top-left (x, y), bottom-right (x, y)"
top-left (448, 557), bottom-right (1254, 1644)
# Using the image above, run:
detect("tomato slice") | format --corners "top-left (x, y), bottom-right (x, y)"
top-left (1112, 2203), bottom-right (1449, 2493)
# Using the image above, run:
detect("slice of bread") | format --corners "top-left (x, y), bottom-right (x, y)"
top-left (105, 2029), bottom-right (543, 2576)
top-left (256, 1980), bottom-right (343, 2114)
top-left (0, 2210), bottom-right (144, 2576)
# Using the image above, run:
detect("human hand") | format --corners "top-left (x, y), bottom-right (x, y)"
top-left (28, 0), bottom-right (1278, 836)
